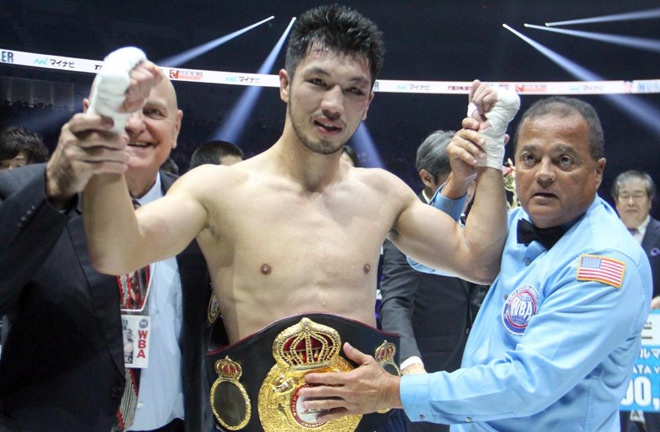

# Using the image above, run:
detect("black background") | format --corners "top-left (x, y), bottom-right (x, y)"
top-left (0, 0), bottom-right (658, 214)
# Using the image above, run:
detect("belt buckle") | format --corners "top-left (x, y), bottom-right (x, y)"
top-left (259, 317), bottom-right (361, 431)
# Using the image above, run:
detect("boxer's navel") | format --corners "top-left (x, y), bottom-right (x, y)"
top-left (363, 263), bottom-right (371, 274)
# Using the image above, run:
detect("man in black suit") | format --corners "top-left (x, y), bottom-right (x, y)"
top-left (612, 171), bottom-right (660, 305)
top-left (0, 61), bottom-right (212, 432)
top-left (379, 130), bottom-right (487, 432)
top-left (613, 170), bottom-right (660, 432)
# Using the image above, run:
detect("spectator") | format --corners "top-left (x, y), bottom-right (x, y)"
top-left (0, 61), bottom-right (213, 432)
top-left (0, 126), bottom-right (49, 170)
top-left (189, 139), bottom-right (243, 170)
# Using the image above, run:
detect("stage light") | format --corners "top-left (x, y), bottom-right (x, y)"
top-left (524, 24), bottom-right (660, 53)
top-left (504, 24), bottom-right (660, 139)
top-left (212, 18), bottom-right (296, 144)
top-left (349, 124), bottom-right (384, 168)
top-left (20, 108), bottom-right (75, 140)
top-left (545, 7), bottom-right (660, 27)
top-left (158, 16), bottom-right (274, 67)
top-left (503, 24), bottom-right (598, 80)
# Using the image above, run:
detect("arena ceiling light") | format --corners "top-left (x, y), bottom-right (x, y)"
top-left (503, 24), bottom-right (598, 80)
top-left (524, 24), bottom-right (660, 54)
top-left (349, 123), bottom-right (383, 169)
top-left (213, 18), bottom-right (296, 144)
top-left (545, 7), bottom-right (660, 27)
top-left (503, 24), bottom-right (660, 140)
top-left (158, 16), bottom-right (274, 67)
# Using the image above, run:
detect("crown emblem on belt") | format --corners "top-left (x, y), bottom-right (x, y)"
top-left (374, 340), bottom-right (396, 364)
top-left (373, 340), bottom-right (400, 402)
top-left (272, 317), bottom-right (341, 370)
top-left (210, 356), bottom-right (251, 430)
top-left (260, 317), bottom-right (360, 432)
top-left (216, 356), bottom-right (242, 380)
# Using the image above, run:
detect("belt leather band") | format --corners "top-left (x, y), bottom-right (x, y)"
top-left (207, 313), bottom-right (400, 432)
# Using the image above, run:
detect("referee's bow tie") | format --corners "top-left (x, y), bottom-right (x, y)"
top-left (516, 219), bottom-right (567, 249)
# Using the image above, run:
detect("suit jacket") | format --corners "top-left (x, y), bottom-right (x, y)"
top-left (642, 217), bottom-right (660, 299)
top-left (0, 164), bottom-right (213, 432)
top-left (379, 239), bottom-right (485, 374)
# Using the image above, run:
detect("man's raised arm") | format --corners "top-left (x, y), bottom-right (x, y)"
top-left (394, 81), bottom-right (519, 284)
top-left (81, 48), bottom-right (203, 275)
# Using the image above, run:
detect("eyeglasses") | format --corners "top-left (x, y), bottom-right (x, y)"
top-left (618, 192), bottom-right (648, 201)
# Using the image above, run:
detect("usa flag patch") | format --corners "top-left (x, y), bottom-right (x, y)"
top-left (576, 254), bottom-right (625, 288)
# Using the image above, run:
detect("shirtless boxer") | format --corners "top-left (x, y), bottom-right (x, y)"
top-left (82, 5), bottom-right (518, 432)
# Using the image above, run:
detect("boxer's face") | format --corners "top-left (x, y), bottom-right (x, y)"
top-left (280, 44), bottom-right (374, 156)
top-left (515, 112), bottom-right (605, 229)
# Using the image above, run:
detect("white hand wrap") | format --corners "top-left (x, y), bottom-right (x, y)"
top-left (467, 89), bottom-right (520, 170)
top-left (88, 47), bottom-right (147, 134)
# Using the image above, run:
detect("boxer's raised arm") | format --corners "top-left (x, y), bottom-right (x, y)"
top-left (83, 172), bottom-right (206, 275)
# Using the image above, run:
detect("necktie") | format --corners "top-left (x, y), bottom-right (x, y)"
top-left (516, 219), bottom-right (568, 250)
top-left (117, 200), bottom-right (149, 311)
top-left (116, 199), bottom-right (149, 431)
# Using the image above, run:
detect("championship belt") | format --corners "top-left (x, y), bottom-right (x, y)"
top-left (207, 313), bottom-right (401, 432)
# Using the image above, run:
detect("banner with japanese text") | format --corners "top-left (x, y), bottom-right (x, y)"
top-left (621, 310), bottom-right (660, 412)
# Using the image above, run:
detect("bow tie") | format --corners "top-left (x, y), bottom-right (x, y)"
top-left (516, 219), bottom-right (568, 249)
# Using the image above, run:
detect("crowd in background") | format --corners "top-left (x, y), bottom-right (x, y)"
top-left (0, 97), bottom-right (424, 187)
